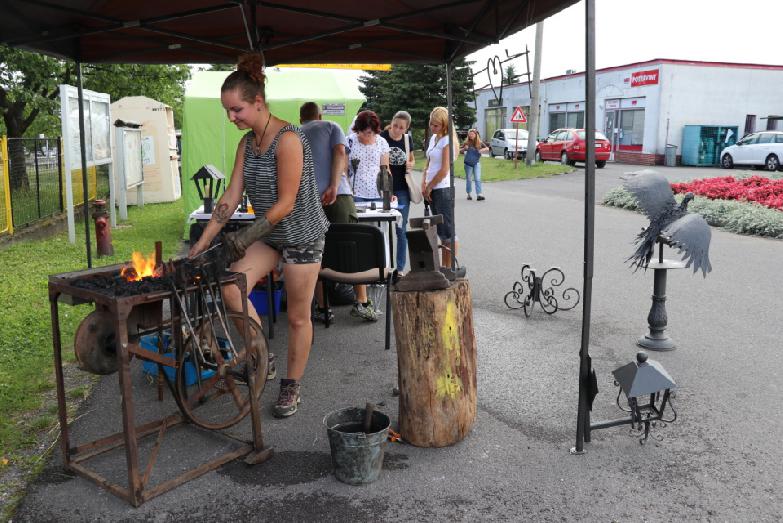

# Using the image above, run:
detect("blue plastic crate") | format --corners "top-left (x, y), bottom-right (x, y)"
top-left (249, 282), bottom-right (283, 317)
top-left (140, 332), bottom-right (215, 386)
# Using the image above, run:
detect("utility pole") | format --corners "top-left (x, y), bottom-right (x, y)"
top-left (526, 21), bottom-right (544, 166)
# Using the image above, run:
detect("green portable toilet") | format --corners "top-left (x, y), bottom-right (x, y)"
top-left (681, 125), bottom-right (738, 166)
top-left (180, 69), bottom-right (365, 236)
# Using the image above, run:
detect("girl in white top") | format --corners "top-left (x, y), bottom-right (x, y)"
top-left (422, 106), bottom-right (460, 268)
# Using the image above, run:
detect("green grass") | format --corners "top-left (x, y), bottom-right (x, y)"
top-left (0, 199), bottom-right (185, 455)
top-left (412, 150), bottom-right (573, 181)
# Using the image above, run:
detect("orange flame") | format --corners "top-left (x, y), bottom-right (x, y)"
top-left (120, 251), bottom-right (162, 281)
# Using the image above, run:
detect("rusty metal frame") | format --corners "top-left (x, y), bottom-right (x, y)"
top-left (49, 263), bottom-right (272, 507)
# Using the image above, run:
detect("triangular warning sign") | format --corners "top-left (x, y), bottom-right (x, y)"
top-left (510, 106), bottom-right (527, 123)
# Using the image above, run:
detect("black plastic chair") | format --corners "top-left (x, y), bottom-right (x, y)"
top-left (318, 223), bottom-right (393, 351)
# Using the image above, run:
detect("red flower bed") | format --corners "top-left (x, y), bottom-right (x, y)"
top-left (670, 175), bottom-right (783, 210)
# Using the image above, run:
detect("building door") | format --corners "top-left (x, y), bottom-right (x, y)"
top-left (604, 110), bottom-right (618, 160)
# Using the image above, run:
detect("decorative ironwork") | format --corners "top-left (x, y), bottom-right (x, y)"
top-left (504, 264), bottom-right (580, 317)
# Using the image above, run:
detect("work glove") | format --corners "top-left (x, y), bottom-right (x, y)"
top-left (222, 216), bottom-right (274, 264)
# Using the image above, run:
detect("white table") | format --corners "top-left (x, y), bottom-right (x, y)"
top-left (355, 203), bottom-right (402, 269)
top-left (189, 203), bottom-right (402, 269)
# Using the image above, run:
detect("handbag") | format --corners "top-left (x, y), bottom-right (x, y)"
top-left (464, 146), bottom-right (481, 167)
top-left (403, 133), bottom-right (423, 204)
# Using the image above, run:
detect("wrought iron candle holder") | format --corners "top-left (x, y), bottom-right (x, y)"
top-left (504, 264), bottom-right (579, 317)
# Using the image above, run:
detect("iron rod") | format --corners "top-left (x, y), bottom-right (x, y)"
top-left (76, 62), bottom-right (92, 268)
top-left (446, 61), bottom-right (456, 272)
top-left (575, 0), bottom-right (596, 454)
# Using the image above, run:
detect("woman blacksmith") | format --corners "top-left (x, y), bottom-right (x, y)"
top-left (189, 53), bottom-right (328, 418)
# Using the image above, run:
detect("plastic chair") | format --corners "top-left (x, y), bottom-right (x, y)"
top-left (318, 223), bottom-right (394, 351)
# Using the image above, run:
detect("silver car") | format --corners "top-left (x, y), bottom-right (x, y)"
top-left (489, 128), bottom-right (536, 160)
top-left (720, 131), bottom-right (783, 171)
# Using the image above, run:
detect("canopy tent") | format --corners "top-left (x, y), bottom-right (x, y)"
top-left (2, 0), bottom-right (599, 452)
top-left (181, 68), bottom-right (364, 236)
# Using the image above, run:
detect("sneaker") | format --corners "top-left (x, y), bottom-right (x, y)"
top-left (272, 381), bottom-right (301, 418)
top-left (266, 352), bottom-right (276, 381)
top-left (350, 300), bottom-right (378, 322)
top-left (477, 194), bottom-right (486, 201)
top-left (313, 307), bottom-right (335, 324)
top-left (467, 194), bottom-right (473, 200)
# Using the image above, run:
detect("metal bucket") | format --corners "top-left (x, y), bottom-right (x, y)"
top-left (665, 144), bottom-right (678, 167)
top-left (323, 407), bottom-right (390, 485)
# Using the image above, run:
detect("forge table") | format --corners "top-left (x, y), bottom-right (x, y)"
top-left (48, 262), bottom-right (271, 506)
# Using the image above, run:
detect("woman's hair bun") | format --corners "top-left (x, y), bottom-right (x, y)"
top-left (237, 52), bottom-right (265, 85)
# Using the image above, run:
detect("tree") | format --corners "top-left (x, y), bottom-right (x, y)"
top-left (503, 64), bottom-right (519, 85)
top-left (82, 63), bottom-right (190, 128)
top-left (358, 60), bottom-right (475, 149)
top-left (0, 45), bottom-right (73, 189)
top-left (1, 45), bottom-right (189, 189)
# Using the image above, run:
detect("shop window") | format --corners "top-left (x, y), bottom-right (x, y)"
top-left (566, 111), bottom-right (584, 129)
top-left (620, 109), bottom-right (645, 147)
top-left (549, 112), bottom-right (566, 132)
top-left (485, 107), bottom-right (507, 142)
top-left (766, 118), bottom-right (778, 131)
top-left (744, 115), bottom-right (756, 135)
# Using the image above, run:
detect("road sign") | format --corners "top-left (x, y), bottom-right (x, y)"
top-left (510, 106), bottom-right (527, 123)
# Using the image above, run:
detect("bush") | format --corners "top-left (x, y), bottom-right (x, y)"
top-left (603, 186), bottom-right (783, 239)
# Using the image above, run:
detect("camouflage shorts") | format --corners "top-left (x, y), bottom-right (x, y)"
top-left (267, 237), bottom-right (325, 264)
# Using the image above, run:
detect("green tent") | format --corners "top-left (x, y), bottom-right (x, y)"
top-left (181, 68), bottom-right (364, 236)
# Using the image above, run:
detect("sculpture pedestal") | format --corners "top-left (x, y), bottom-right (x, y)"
top-left (637, 260), bottom-right (685, 351)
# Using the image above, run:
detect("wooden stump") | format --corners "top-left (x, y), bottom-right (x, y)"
top-left (392, 279), bottom-right (477, 447)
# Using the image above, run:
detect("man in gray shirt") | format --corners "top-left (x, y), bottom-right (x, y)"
top-left (300, 102), bottom-right (376, 322)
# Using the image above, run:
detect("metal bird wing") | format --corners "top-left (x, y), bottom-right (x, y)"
top-left (662, 213), bottom-right (713, 277)
top-left (622, 171), bottom-right (677, 221)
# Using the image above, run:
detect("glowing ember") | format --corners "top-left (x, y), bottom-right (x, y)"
top-left (120, 251), bottom-right (162, 281)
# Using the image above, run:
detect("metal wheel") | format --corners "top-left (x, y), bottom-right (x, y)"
top-left (765, 154), bottom-right (780, 171)
top-left (174, 312), bottom-right (268, 430)
top-left (721, 154), bottom-right (733, 169)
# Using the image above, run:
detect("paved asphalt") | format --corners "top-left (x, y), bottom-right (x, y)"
top-left (13, 162), bottom-right (783, 521)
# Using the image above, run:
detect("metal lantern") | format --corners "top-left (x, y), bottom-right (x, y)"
top-left (610, 351), bottom-right (677, 443)
top-left (191, 164), bottom-right (225, 214)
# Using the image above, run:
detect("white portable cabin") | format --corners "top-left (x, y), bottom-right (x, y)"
top-left (110, 96), bottom-right (181, 203)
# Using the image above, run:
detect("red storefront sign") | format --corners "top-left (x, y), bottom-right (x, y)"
top-left (630, 68), bottom-right (659, 87)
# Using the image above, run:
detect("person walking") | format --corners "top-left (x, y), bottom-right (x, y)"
top-left (299, 101), bottom-right (358, 324)
top-left (422, 106), bottom-right (460, 269)
top-left (461, 128), bottom-right (489, 201)
top-left (189, 53), bottom-right (328, 419)
top-left (345, 109), bottom-right (390, 321)
top-left (379, 110), bottom-right (415, 273)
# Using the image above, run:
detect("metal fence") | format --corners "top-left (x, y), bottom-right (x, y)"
top-left (6, 137), bottom-right (63, 229)
top-left (1, 137), bottom-right (111, 234)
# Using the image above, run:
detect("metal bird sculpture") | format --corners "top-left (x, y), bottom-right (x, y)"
top-left (622, 170), bottom-right (712, 276)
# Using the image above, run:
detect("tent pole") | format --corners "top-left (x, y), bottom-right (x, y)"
top-left (445, 61), bottom-right (456, 272)
top-left (76, 61), bottom-right (93, 268)
top-left (574, 0), bottom-right (596, 454)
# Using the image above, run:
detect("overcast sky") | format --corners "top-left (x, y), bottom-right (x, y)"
top-left (466, 0), bottom-right (783, 84)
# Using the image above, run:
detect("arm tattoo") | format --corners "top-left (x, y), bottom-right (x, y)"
top-left (212, 203), bottom-right (232, 224)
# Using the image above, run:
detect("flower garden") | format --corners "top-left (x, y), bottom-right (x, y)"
top-left (670, 175), bottom-right (783, 211)
top-left (604, 172), bottom-right (783, 239)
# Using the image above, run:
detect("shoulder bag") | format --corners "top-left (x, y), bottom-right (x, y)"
top-left (403, 133), bottom-right (423, 204)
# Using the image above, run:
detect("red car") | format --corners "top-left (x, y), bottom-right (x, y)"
top-left (535, 128), bottom-right (611, 168)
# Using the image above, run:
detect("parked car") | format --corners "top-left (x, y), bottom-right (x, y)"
top-left (489, 128), bottom-right (535, 159)
top-left (535, 128), bottom-right (611, 168)
top-left (720, 131), bottom-right (783, 171)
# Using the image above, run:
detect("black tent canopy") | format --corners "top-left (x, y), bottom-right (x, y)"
top-left (2, 0), bottom-right (598, 453)
top-left (1, 1), bottom-right (577, 64)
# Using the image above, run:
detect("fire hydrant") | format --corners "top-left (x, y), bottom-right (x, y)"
top-left (92, 199), bottom-right (114, 257)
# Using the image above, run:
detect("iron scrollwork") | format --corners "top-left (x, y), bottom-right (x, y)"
top-left (504, 264), bottom-right (580, 317)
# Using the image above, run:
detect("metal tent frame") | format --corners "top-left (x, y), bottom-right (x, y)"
top-left (2, 0), bottom-right (598, 452)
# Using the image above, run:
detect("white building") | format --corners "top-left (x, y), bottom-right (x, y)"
top-left (473, 58), bottom-right (783, 165)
